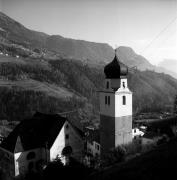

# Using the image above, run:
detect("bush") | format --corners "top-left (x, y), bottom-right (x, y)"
top-left (102, 146), bottom-right (126, 166)
top-left (123, 139), bottom-right (142, 156)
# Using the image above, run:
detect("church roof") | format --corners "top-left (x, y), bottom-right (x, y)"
top-left (104, 55), bottom-right (128, 79)
top-left (0, 112), bottom-right (66, 153)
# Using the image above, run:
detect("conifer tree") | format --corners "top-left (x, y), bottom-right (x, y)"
top-left (173, 95), bottom-right (177, 115)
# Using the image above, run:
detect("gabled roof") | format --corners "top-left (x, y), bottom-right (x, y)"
top-left (0, 112), bottom-right (66, 153)
top-left (146, 116), bottom-right (177, 128)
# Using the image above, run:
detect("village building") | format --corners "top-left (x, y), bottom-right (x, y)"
top-left (132, 128), bottom-right (144, 139)
top-left (85, 127), bottom-right (100, 157)
top-left (100, 53), bottom-right (133, 157)
top-left (84, 126), bottom-right (100, 167)
top-left (0, 112), bottom-right (84, 179)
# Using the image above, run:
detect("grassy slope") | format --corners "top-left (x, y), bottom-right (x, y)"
top-left (0, 54), bottom-right (74, 98)
top-left (90, 138), bottom-right (177, 180)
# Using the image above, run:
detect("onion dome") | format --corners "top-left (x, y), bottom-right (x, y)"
top-left (104, 55), bottom-right (128, 79)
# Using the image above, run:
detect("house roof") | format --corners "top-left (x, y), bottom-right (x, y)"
top-left (145, 116), bottom-right (177, 128)
top-left (144, 116), bottom-right (177, 137)
top-left (0, 112), bottom-right (66, 153)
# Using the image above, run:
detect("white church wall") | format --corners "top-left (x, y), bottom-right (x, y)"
top-left (50, 122), bottom-right (84, 164)
top-left (115, 92), bottom-right (132, 117)
top-left (50, 124), bottom-right (65, 162)
top-left (65, 122), bottom-right (84, 162)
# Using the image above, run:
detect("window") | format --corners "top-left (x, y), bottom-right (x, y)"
top-left (95, 144), bottom-right (100, 151)
top-left (65, 134), bottom-right (69, 139)
top-left (26, 152), bottom-right (36, 160)
top-left (106, 81), bottom-right (109, 89)
top-left (108, 96), bottom-right (110, 105)
top-left (123, 82), bottom-right (125, 88)
top-left (65, 124), bottom-right (69, 129)
top-left (123, 96), bottom-right (126, 105)
top-left (105, 96), bottom-right (107, 105)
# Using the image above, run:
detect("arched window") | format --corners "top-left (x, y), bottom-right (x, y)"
top-left (123, 96), bottom-right (126, 105)
top-left (106, 81), bottom-right (109, 89)
top-left (26, 152), bottom-right (36, 160)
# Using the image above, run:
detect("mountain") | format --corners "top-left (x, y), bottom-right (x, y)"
top-left (0, 12), bottom-right (48, 48)
top-left (0, 12), bottom-right (177, 123)
top-left (158, 59), bottom-right (177, 72)
top-left (46, 35), bottom-right (114, 63)
top-left (116, 46), bottom-right (155, 70)
top-left (1, 11), bottom-right (175, 73)
top-left (158, 59), bottom-right (177, 78)
top-left (116, 47), bottom-right (177, 79)
top-left (0, 12), bottom-right (114, 64)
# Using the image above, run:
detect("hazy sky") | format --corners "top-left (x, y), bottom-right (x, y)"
top-left (0, 0), bottom-right (177, 65)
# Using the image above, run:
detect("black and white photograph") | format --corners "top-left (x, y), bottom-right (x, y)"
top-left (0, 0), bottom-right (177, 179)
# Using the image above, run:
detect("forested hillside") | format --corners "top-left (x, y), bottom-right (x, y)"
top-left (0, 54), bottom-right (177, 123)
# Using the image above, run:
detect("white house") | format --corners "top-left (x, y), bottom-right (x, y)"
top-left (132, 128), bottom-right (144, 139)
top-left (0, 112), bottom-right (84, 179)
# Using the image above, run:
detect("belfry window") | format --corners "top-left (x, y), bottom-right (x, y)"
top-left (108, 96), bottom-right (110, 105)
top-left (106, 81), bottom-right (109, 89)
top-left (105, 96), bottom-right (107, 105)
top-left (123, 96), bottom-right (126, 105)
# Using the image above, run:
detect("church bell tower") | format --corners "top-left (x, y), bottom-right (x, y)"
top-left (100, 53), bottom-right (132, 156)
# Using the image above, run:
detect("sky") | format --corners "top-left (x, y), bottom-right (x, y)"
top-left (0, 0), bottom-right (177, 65)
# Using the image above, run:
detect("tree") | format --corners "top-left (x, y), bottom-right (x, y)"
top-left (102, 146), bottom-right (126, 167)
top-left (173, 94), bottom-right (177, 115)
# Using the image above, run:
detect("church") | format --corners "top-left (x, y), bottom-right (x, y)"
top-left (100, 53), bottom-right (133, 156)
top-left (0, 112), bottom-right (84, 179)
